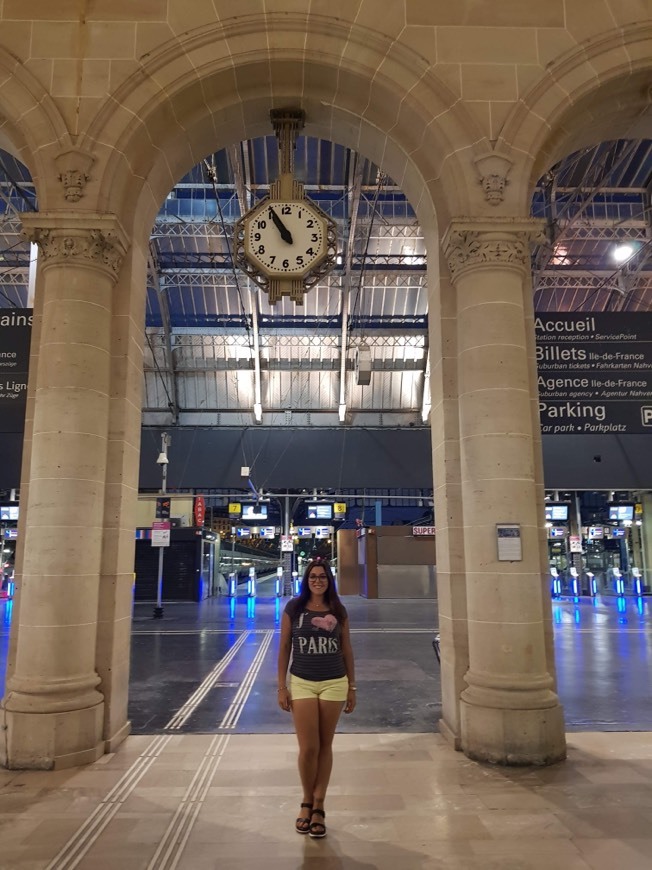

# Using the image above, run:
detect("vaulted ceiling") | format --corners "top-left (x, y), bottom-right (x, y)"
top-left (0, 136), bottom-right (650, 429)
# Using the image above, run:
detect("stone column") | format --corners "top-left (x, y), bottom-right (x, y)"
top-left (428, 262), bottom-right (468, 749)
top-left (442, 218), bottom-right (566, 766)
top-left (0, 214), bottom-right (127, 770)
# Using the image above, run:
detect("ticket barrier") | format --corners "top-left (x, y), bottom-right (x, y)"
top-left (275, 566), bottom-right (283, 597)
top-left (569, 567), bottom-right (580, 597)
top-left (228, 572), bottom-right (237, 597)
top-left (632, 567), bottom-right (643, 596)
top-left (612, 566), bottom-right (625, 596)
top-left (292, 570), bottom-right (300, 595)
top-left (247, 566), bottom-right (257, 598)
top-left (550, 566), bottom-right (562, 598)
top-left (586, 571), bottom-right (597, 596)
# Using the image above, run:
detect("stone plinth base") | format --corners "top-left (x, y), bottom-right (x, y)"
top-left (460, 699), bottom-right (566, 766)
top-left (0, 702), bottom-right (105, 770)
top-left (438, 717), bottom-right (462, 751)
top-left (105, 718), bottom-right (131, 753)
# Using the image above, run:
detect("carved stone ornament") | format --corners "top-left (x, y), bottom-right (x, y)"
top-left (30, 226), bottom-right (126, 277)
top-left (474, 152), bottom-right (512, 207)
top-left (481, 173), bottom-right (507, 206)
top-left (54, 149), bottom-right (94, 203)
top-left (444, 229), bottom-right (530, 281)
top-left (58, 168), bottom-right (90, 202)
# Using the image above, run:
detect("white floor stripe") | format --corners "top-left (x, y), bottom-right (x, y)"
top-left (165, 631), bottom-right (250, 729)
top-left (221, 631), bottom-right (273, 729)
top-left (46, 738), bottom-right (172, 870)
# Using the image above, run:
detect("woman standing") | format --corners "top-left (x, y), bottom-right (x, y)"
top-left (277, 557), bottom-right (356, 838)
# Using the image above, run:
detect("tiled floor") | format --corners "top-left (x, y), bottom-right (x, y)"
top-left (3, 592), bottom-right (652, 867)
top-left (2, 731), bottom-right (652, 868)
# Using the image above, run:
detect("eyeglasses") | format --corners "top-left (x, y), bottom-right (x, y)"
top-left (309, 574), bottom-right (328, 580)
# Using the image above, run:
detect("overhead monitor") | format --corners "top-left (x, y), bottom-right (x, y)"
top-left (588, 526), bottom-right (604, 539)
top-left (0, 506), bottom-right (19, 521)
top-left (258, 527), bottom-right (276, 539)
top-left (235, 527), bottom-right (251, 538)
top-left (306, 503), bottom-right (333, 520)
top-left (608, 504), bottom-right (634, 522)
top-left (241, 503), bottom-right (268, 521)
top-left (611, 527), bottom-right (626, 538)
top-left (545, 503), bottom-right (569, 522)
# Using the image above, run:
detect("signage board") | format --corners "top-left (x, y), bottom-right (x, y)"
top-left (0, 308), bottom-right (31, 433)
top-left (412, 526), bottom-right (436, 536)
top-left (155, 497), bottom-right (170, 519)
top-left (0, 506), bottom-right (19, 520)
top-left (3, 528), bottom-right (18, 540)
top-left (228, 503), bottom-right (241, 516)
top-left (549, 527), bottom-right (565, 538)
top-left (587, 526), bottom-right (604, 540)
top-left (314, 526), bottom-right (332, 539)
top-left (259, 527), bottom-right (276, 539)
top-left (194, 495), bottom-right (205, 527)
top-left (280, 534), bottom-right (294, 552)
top-left (536, 313), bottom-right (652, 434)
top-left (569, 535), bottom-right (583, 552)
top-left (236, 527), bottom-right (251, 538)
top-left (496, 524), bottom-right (522, 561)
top-left (334, 502), bottom-right (346, 516)
top-left (151, 520), bottom-right (171, 547)
top-left (297, 527), bottom-right (313, 537)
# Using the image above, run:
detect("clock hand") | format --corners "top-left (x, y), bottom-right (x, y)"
top-left (268, 207), bottom-right (293, 244)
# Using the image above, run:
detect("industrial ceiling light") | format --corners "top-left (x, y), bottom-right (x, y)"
top-left (612, 243), bottom-right (635, 263)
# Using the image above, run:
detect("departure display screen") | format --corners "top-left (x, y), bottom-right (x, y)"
top-left (608, 504), bottom-right (634, 521)
top-left (306, 503), bottom-right (332, 520)
top-left (241, 503), bottom-right (268, 520)
top-left (0, 506), bottom-right (18, 520)
top-left (545, 504), bottom-right (569, 522)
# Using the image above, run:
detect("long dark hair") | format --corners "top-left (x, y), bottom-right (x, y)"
top-left (286, 558), bottom-right (347, 622)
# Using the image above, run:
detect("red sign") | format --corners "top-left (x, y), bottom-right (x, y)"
top-left (194, 495), bottom-right (205, 527)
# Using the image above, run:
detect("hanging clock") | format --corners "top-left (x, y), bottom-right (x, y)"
top-left (234, 109), bottom-right (338, 304)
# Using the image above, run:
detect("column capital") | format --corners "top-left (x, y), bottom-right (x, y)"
top-left (442, 217), bottom-right (546, 282)
top-left (21, 212), bottom-right (128, 280)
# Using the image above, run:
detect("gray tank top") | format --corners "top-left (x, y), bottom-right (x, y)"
top-left (286, 603), bottom-right (347, 681)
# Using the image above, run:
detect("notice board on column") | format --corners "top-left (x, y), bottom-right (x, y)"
top-left (0, 309), bottom-right (31, 433)
top-left (536, 312), bottom-right (652, 434)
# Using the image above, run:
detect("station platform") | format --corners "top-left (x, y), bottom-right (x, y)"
top-left (1, 592), bottom-right (652, 868)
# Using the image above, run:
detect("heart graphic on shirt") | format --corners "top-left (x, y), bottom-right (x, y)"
top-left (311, 615), bottom-right (337, 632)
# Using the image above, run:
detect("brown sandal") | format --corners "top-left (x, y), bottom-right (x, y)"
top-left (295, 802), bottom-right (313, 834)
top-left (309, 807), bottom-right (326, 838)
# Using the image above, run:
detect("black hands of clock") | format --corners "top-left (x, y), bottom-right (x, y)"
top-left (268, 207), bottom-right (293, 244)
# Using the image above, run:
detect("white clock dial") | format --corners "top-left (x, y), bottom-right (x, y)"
top-left (244, 201), bottom-right (327, 277)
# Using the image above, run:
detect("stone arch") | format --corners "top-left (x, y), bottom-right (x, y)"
top-left (498, 23), bottom-right (652, 208)
top-left (0, 44), bottom-right (72, 197)
top-left (79, 14), bottom-right (485, 246)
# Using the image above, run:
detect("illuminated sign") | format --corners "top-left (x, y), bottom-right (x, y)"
top-left (306, 503), bottom-right (332, 520)
top-left (236, 527), bottom-right (251, 538)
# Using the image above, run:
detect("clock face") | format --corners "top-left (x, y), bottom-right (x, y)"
top-left (244, 201), bottom-right (327, 277)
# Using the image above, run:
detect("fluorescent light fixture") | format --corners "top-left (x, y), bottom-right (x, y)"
top-left (253, 402), bottom-right (262, 422)
top-left (338, 403), bottom-right (347, 422)
top-left (612, 243), bottom-right (634, 263)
